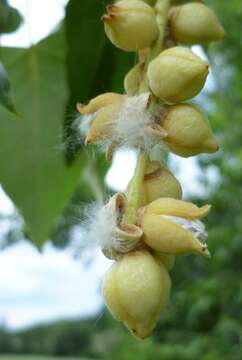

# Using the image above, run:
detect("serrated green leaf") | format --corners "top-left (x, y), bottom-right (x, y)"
top-left (0, 29), bottom-right (81, 248)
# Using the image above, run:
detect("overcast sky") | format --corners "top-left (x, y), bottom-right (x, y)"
top-left (0, 0), bottom-right (216, 330)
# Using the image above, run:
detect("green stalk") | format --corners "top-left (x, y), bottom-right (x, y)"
top-left (123, 0), bottom-right (170, 225)
top-left (151, 0), bottom-right (171, 61)
top-left (122, 151), bottom-right (148, 224)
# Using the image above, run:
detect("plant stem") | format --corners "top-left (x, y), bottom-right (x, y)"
top-left (123, 0), bottom-right (170, 225)
top-left (139, 0), bottom-right (170, 93)
top-left (122, 151), bottom-right (148, 224)
top-left (151, 0), bottom-right (170, 61)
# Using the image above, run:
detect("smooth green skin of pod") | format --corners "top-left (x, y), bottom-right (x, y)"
top-left (144, 197), bottom-right (211, 220)
top-left (170, 3), bottom-right (225, 44)
top-left (86, 103), bottom-right (121, 144)
top-left (162, 103), bottom-right (219, 157)
top-left (147, 46), bottom-right (209, 103)
top-left (141, 213), bottom-right (208, 257)
top-left (102, 250), bottom-right (171, 338)
top-left (140, 161), bottom-right (183, 205)
top-left (141, 197), bottom-right (210, 257)
top-left (103, 0), bottom-right (159, 52)
top-left (78, 93), bottom-right (124, 114)
top-left (124, 63), bottom-right (143, 95)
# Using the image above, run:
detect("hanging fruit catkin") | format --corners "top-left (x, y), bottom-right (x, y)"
top-left (76, 0), bottom-right (225, 339)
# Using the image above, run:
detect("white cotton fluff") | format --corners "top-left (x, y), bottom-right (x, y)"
top-left (75, 113), bottom-right (96, 139)
top-left (81, 200), bottom-right (118, 252)
top-left (80, 194), bottom-right (142, 259)
top-left (163, 215), bottom-right (208, 243)
top-left (115, 93), bottom-right (165, 155)
top-left (76, 93), bottom-right (168, 159)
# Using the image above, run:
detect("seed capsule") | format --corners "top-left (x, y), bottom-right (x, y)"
top-left (138, 161), bottom-right (182, 205)
top-left (144, 197), bottom-right (211, 218)
top-left (124, 63), bottom-right (143, 96)
top-left (140, 197), bottom-right (211, 257)
top-left (147, 46), bottom-right (209, 103)
top-left (102, 0), bottom-right (159, 52)
top-left (161, 103), bottom-right (219, 157)
top-left (77, 93), bottom-right (125, 114)
top-left (78, 93), bottom-right (125, 145)
top-left (85, 103), bottom-right (121, 144)
top-left (170, 3), bottom-right (225, 44)
top-left (102, 250), bottom-right (171, 338)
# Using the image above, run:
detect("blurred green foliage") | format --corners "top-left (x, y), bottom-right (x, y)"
top-left (0, 0), bottom-right (242, 359)
top-left (0, 0), bottom-right (21, 111)
top-left (0, 357), bottom-right (83, 360)
top-left (0, 0), bottom-right (22, 34)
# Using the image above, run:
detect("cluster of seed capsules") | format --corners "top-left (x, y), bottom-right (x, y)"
top-left (77, 0), bottom-right (225, 339)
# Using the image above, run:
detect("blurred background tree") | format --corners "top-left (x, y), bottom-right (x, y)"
top-left (0, 0), bottom-right (242, 359)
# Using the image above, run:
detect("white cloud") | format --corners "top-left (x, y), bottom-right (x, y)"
top-left (105, 148), bottom-right (137, 192)
top-left (2, 0), bottom-right (68, 48)
top-left (0, 186), bottom-right (14, 215)
top-left (0, 241), bottom-right (111, 329)
top-left (169, 155), bottom-right (204, 198)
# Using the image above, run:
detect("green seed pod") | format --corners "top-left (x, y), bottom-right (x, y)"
top-left (144, 197), bottom-right (211, 218)
top-left (77, 93), bottom-right (125, 115)
top-left (141, 197), bottom-right (211, 257)
top-left (102, 250), bottom-right (171, 338)
top-left (78, 93), bottom-right (125, 144)
top-left (162, 103), bottom-right (219, 157)
top-left (147, 46), bottom-right (209, 103)
top-left (85, 104), bottom-right (121, 144)
top-left (124, 63), bottom-right (143, 96)
top-left (140, 161), bottom-right (183, 205)
top-left (170, 3), bottom-right (225, 44)
top-left (102, 0), bottom-right (159, 52)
